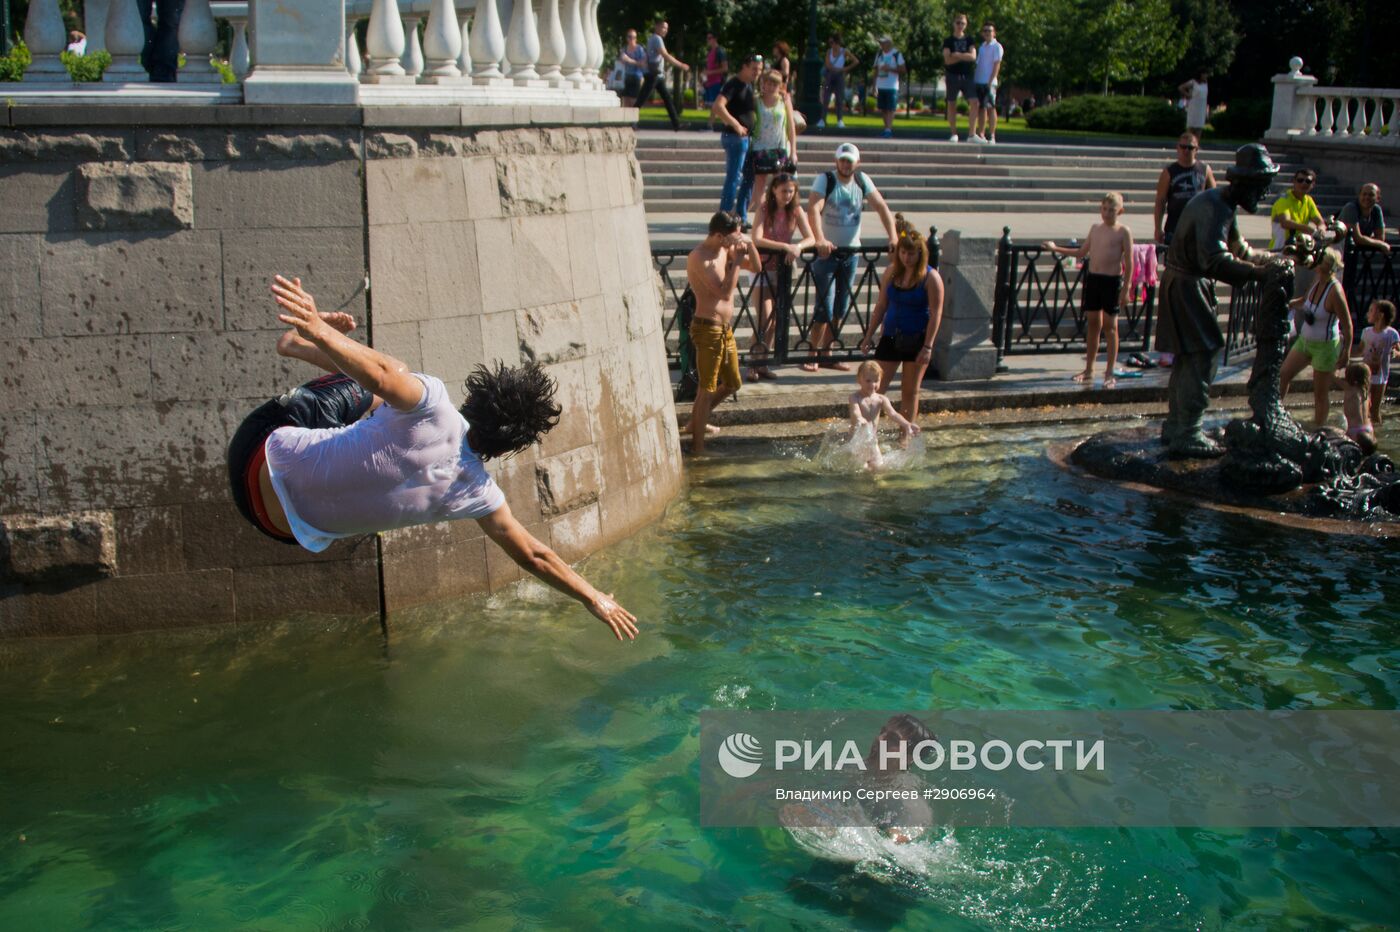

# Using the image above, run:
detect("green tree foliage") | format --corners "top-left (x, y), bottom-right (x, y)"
top-left (1171, 0), bottom-right (1238, 81)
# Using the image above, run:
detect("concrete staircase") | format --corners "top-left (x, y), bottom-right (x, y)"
top-left (637, 133), bottom-right (1346, 243)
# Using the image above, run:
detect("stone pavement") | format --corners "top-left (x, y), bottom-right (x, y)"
top-left (674, 348), bottom-right (1283, 432)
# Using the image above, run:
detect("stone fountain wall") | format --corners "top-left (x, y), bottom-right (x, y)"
top-left (0, 105), bottom-right (681, 636)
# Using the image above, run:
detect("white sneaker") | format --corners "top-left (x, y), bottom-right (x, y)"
top-left (987, 135), bottom-right (996, 144)
top-left (948, 133), bottom-right (959, 143)
top-left (837, 119), bottom-right (846, 128)
top-left (970, 133), bottom-right (988, 143)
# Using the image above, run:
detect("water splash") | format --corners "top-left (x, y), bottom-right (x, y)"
top-left (800, 423), bottom-right (929, 473)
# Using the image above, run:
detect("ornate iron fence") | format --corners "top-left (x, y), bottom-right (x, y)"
top-left (653, 229), bottom-right (940, 370)
top-left (1342, 237), bottom-right (1400, 340)
top-left (1222, 278), bottom-right (1260, 362)
top-left (991, 228), bottom-right (1155, 357)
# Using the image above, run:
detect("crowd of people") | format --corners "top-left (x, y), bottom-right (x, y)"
top-left (614, 13), bottom-right (1008, 143)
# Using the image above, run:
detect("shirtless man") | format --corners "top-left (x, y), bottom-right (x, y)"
top-left (1042, 192), bottom-right (1135, 388)
top-left (685, 211), bottom-right (761, 454)
top-left (226, 276), bottom-right (639, 641)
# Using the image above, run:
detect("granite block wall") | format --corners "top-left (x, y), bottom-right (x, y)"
top-left (0, 108), bottom-right (681, 635)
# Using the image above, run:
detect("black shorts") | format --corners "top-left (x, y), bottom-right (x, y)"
top-left (623, 73), bottom-right (641, 98)
top-left (946, 72), bottom-right (973, 100)
top-left (226, 373), bottom-right (374, 543)
top-left (875, 333), bottom-right (928, 363)
top-left (1081, 272), bottom-right (1122, 315)
top-left (974, 82), bottom-right (994, 105)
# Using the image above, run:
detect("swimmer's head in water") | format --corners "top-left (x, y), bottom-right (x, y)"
top-left (865, 713), bottom-right (936, 771)
top-left (460, 361), bottom-right (562, 460)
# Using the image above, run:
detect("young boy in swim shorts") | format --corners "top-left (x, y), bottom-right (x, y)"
top-left (1342, 362), bottom-right (1376, 455)
top-left (1042, 193), bottom-right (1135, 388)
top-left (849, 359), bottom-right (920, 470)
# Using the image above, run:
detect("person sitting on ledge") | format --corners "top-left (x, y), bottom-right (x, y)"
top-left (225, 276), bottom-right (639, 641)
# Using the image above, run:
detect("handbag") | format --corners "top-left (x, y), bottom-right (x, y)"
top-left (750, 148), bottom-right (786, 175)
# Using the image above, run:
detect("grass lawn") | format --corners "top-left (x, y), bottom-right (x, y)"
top-left (635, 106), bottom-right (1249, 146)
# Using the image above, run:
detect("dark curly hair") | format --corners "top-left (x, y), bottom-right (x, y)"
top-left (459, 361), bottom-right (561, 460)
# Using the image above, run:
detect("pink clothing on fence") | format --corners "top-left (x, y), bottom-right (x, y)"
top-left (1130, 243), bottom-right (1158, 301)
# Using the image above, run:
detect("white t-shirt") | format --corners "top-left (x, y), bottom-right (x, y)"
top-left (973, 40), bottom-right (1002, 84)
top-left (812, 170), bottom-right (872, 248)
top-left (266, 373), bottom-right (505, 552)
top-left (875, 49), bottom-right (904, 91)
top-left (1362, 325), bottom-right (1400, 385)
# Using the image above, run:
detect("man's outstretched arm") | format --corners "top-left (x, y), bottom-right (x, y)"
top-left (272, 275), bottom-right (424, 411)
top-left (477, 503), bottom-right (639, 641)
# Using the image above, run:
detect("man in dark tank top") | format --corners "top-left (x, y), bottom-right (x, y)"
top-left (1154, 132), bottom-right (1216, 247)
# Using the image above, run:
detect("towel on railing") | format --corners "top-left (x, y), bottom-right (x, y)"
top-left (1130, 243), bottom-right (1158, 301)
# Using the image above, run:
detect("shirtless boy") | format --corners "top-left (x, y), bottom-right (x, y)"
top-left (849, 359), bottom-right (919, 470)
top-left (1042, 192), bottom-right (1135, 387)
top-left (685, 211), bottom-right (762, 454)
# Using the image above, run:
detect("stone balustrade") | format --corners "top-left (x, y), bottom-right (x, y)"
top-left (1267, 57), bottom-right (1400, 149)
top-left (11, 0), bottom-right (617, 107)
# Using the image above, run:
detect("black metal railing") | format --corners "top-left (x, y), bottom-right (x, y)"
top-left (1223, 278), bottom-right (1260, 362)
top-left (991, 228), bottom-right (1155, 357)
top-left (1342, 237), bottom-right (1400, 339)
top-left (653, 227), bottom-right (940, 370)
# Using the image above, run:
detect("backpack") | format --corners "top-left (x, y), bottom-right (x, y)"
top-left (822, 170), bottom-right (873, 205)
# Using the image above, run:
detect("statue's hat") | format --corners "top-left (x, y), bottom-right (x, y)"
top-left (1226, 144), bottom-right (1280, 182)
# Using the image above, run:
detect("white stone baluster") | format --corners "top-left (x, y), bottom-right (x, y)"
top-left (85, 0), bottom-right (112, 55)
top-left (105, 0), bottom-right (151, 80)
top-left (584, 0), bottom-right (604, 88)
top-left (1386, 97), bottom-right (1400, 146)
top-left (230, 16), bottom-right (251, 78)
top-left (402, 12), bottom-right (426, 78)
top-left (22, 0), bottom-right (68, 81)
top-left (505, 0), bottom-right (544, 84)
top-left (536, 0), bottom-right (566, 86)
top-left (178, 0), bottom-right (222, 82)
top-left (470, 0), bottom-right (508, 82)
top-left (1367, 97), bottom-right (1384, 139)
top-left (1337, 95), bottom-right (1353, 137)
top-left (364, 0), bottom-right (408, 79)
top-left (346, 16), bottom-right (363, 77)
top-left (1318, 96), bottom-right (1334, 135)
top-left (498, 0), bottom-right (513, 78)
top-left (461, 15), bottom-right (475, 75)
top-left (561, 0), bottom-right (586, 86)
top-left (422, 0), bottom-right (464, 80)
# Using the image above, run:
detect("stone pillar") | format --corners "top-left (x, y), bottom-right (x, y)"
top-left (505, 0), bottom-right (544, 85)
top-left (401, 12), bottom-right (425, 79)
top-left (560, 0), bottom-right (586, 86)
top-left (457, 11), bottom-right (473, 75)
top-left (583, 0), bottom-right (604, 88)
top-left (421, 0), bottom-right (465, 81)
top-left (103, 0), bottom-right (150, 80)
top-left (536, 0), bottom-right (566, 87)
top-left (178, 0), bottom-right (223, 83)
top-left (21, 0), bottom-right (68, 82)
top-left (933, 231), bottom-right (999, 381)
top-left (85, 0), bottom-right (112, 55)
top-left (363, 0), bottom-right (411, 84)
top-left (1265, 57), bottom-right (1319, 142)
top-left (470, 0), bottom-right (509, 83)
top-left (242, 0), bottom-right (360, 103)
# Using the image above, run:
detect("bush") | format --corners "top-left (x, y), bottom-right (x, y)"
top-left (61, 50), bottom-right (111, 82)
top-left (0, 41), bottom-right (32, 82)
top-left (1026, 95), bottom-right (1184, 136)
top-left (1208, 99), bottom-right (1271, 141)
top-left (213, 59), bottom-right (238, 84)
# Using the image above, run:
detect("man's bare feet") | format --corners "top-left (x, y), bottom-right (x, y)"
top-left (1103, 375), bottom-right (1117, 389)
top-left (799, 361), bottom-right (819, 372)
top-left (1072, 371), bottom-right (1092, 385)
top-left (680, 422), bottom-right (721, 437)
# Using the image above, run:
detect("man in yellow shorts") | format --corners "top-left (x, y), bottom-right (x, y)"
top-left (685, 211), bottom-right (762, 454)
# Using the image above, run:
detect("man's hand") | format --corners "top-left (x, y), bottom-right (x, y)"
top-left (272, 275), bottom-right (335, 345)
top-left (589, 593), bottom-right (639, 641)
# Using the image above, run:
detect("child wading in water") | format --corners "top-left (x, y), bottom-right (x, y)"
top-left (1042, 192), bottom-right (1135, 388)
top-left (1360, 299), bottom-right (1399, 426)
top-left (849, 359), bottom-right (919, 470)
top-left (1343, 362), bottom-right (1378, 455)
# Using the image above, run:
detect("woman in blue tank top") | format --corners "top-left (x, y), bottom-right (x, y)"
top-left (858, 219), bottom-right (945, 420)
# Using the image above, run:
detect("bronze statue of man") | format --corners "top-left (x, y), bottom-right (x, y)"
top-left (1156, 144), bottom-right (1281, 458)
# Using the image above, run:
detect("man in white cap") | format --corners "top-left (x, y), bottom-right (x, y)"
top-left (803, 143), bottom-right (898, 370)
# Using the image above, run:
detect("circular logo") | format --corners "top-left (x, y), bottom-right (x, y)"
top-left (718, 732), bottom-right (763, 778)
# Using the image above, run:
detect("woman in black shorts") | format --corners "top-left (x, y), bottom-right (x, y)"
top-left (858, 219), bottom-right (945, 420)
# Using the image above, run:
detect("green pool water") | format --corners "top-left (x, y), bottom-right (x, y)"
top-left (2, 419), bottom-right (1397, 931)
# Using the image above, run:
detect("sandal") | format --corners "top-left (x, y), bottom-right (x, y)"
top-left (819, 360), bottom-right (852, 371)
top-left (799, 362), bottom-right (819, 372)
top-left (757, 367), bottom-right (779, 380)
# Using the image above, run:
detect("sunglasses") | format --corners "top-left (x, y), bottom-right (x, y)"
top-left (1296, 176), bottom-right (1316, 184)
top-left (1178, 143), bottom-right (1197, 150)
